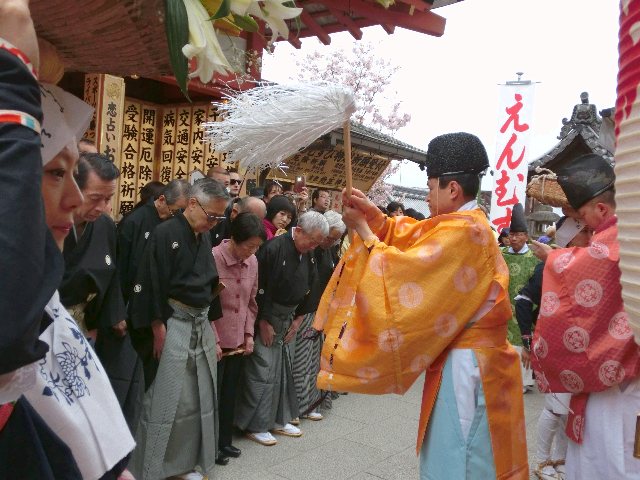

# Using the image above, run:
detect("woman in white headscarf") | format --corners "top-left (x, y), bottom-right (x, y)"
top-left (0, 7), bottom-right (135, 476)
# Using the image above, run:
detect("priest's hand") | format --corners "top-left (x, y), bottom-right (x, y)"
top-left (259, 319), bottom-right (275, 347)
top-left (151, 319), bottom-right (166, 359)
top-left (215, 343), bottom-right (222, 362)
top-left (112, 320), bottom-right (128, 338)
top-left (243, 334), bottom-right (254, 355)
top-left (285, 315), bottom-right (304, 343)
top-left (530, 240), bottom-right (552, 262)
top-left (342, 188), bottom-right (384, 225)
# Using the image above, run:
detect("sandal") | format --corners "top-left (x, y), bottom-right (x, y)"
top-left (246, 432), bottom-right (277, 446)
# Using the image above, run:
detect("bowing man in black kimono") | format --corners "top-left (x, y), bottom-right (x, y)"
top-left (117, 178), bottom-right (189, 303)
top-left (128, 178), bottom-right (228, 480)
top-left (58, 152), bottom-right (141, 433)
top-left (235, 211), bottom-right (328, 446)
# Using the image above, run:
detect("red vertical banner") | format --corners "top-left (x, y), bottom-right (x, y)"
top-left (489, 83), bottom-right (535, 232)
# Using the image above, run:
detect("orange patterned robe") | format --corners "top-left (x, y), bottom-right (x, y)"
top-left (314, 209), bottom-right (528, 479)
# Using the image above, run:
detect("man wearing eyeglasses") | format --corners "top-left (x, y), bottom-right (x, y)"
top-left (118, 179), bottom-right (190, 305)
top-left (501, 203), bottom-right (541, 394)
top-left (128, 178), bottom-right (229, 480)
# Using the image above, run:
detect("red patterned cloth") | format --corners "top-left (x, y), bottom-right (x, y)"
top-left (531, 217), bottom-right (640, 443)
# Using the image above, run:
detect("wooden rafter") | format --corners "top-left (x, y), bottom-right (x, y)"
top-left (381, 24), bottom-right (396, 34)
top-left (325, 5), bottom-right (363, 40)
top-left (315, 0), bottom-right (445, 37)
top-left (300, 9), bottom-right (332, 45)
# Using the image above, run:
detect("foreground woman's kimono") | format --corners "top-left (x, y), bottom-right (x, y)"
top-left (314, 204), bottom-right (528, 479)
top-left (3, 292), bottom-right (136, 480)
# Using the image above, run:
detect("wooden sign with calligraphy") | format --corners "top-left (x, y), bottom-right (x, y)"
top-left (189, 105), bottom-right (207, 175)
top-left (174, 106), bottom-right (192, 181)
top-left (269, 143), bottom-right (390, 193)
top-left (82, 74), bottom-right (100, 141)
top-left (160, 107), bottom-right (177, 184)
top-left (138, 104), bottom-right (158, 193)
top-left (204, 103), bottom-right (231, 170)
top-left (118, 100), bottom-right (141, 217)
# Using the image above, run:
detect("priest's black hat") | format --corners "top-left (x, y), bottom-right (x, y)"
top-left (425, 132), bottom-right (490, 178)
top-left (509, 203), bottom-right (528, 232)
top-left (557, 154), bottom-right (615, 210)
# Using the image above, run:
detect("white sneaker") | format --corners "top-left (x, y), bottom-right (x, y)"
top-left (246, 431), bottom-right (277, 446)
top-left (272, 423), bottom-right (303, 437)
top-left (303, 411), bottom-right (324, 421)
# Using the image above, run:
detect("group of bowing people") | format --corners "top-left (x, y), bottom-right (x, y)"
top-left (0, 6), bottom-right (346, 480)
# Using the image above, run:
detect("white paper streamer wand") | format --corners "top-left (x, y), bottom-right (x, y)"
top-left (204, 81), bottom-right (357, 195)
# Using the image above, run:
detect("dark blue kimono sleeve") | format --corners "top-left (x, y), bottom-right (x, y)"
top-left (0, 48), bottom-right (63, 374)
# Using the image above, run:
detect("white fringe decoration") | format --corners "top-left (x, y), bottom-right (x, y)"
top-left (204, 81), bottom-right (356, 172)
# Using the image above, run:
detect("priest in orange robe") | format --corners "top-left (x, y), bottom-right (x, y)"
top-left (315, 132), bottom-right (528, 479)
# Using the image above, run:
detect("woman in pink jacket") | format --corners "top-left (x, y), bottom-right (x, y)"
top-left (212, 212), bottom-right (266, 464)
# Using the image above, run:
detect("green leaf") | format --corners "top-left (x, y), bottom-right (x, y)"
top-left (165, 0), bottom-right (191, 101)
top-left (232, 13), bottom-right (259, 33)
top-left (208, 0), bottom-right (231, 20)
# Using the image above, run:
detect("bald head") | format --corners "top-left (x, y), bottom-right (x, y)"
top-left (234, 196), bottom-right (266, 220)
top-left (206, 166), bottom-right (230, 188)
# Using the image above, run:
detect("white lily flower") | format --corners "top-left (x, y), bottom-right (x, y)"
top-left (229, 0), bottom-right (253, 16)
top-left (182, 0), bottom-right (232, 83)
top-left (232, 0), bottom-right (302, 40)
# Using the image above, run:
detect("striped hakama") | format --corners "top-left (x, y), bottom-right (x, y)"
top-left (235, 302), bottom-right (299, 433)
top-left (293, 312), bottom-right (331, 415)
top-left (129, 301), bottom-right (218, 480)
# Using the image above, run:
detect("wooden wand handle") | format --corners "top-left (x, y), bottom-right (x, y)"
top-left (343, 120), bottom-right (352, 197)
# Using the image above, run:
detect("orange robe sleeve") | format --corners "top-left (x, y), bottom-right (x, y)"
top-left (315, 209), bottom-right (511, 395)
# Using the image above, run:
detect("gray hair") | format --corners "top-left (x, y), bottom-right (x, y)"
top-left (190, 177), bottom-right (230, 204)
top-left (298, 210), bottom-right (329, 236)
top-left (323, 210), bottom-right (346, 235)
top-left (163, 179), bottom-right (190, 205)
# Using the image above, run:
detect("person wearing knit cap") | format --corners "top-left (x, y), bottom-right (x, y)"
top-left (0, 14), bottom-right (134, 477)
top-left (317, 132), bottom-right (528, 479)
top-left (501, 203), bottom-right (541, 393)
top-left (516, 216), bottom-right (590, 480)
top-left (531, 153), bottom-right (640, 480)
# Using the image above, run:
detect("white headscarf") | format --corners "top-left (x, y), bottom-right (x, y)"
top-left (39, 83), bottom-right (93, 165)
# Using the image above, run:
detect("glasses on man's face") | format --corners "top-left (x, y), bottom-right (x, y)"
top-left (195, 198), bottom-right (226, 224)
top-left (508, 232), bottom-right (527, 238)
top-left (230, 179), bottom-right (242, 185)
